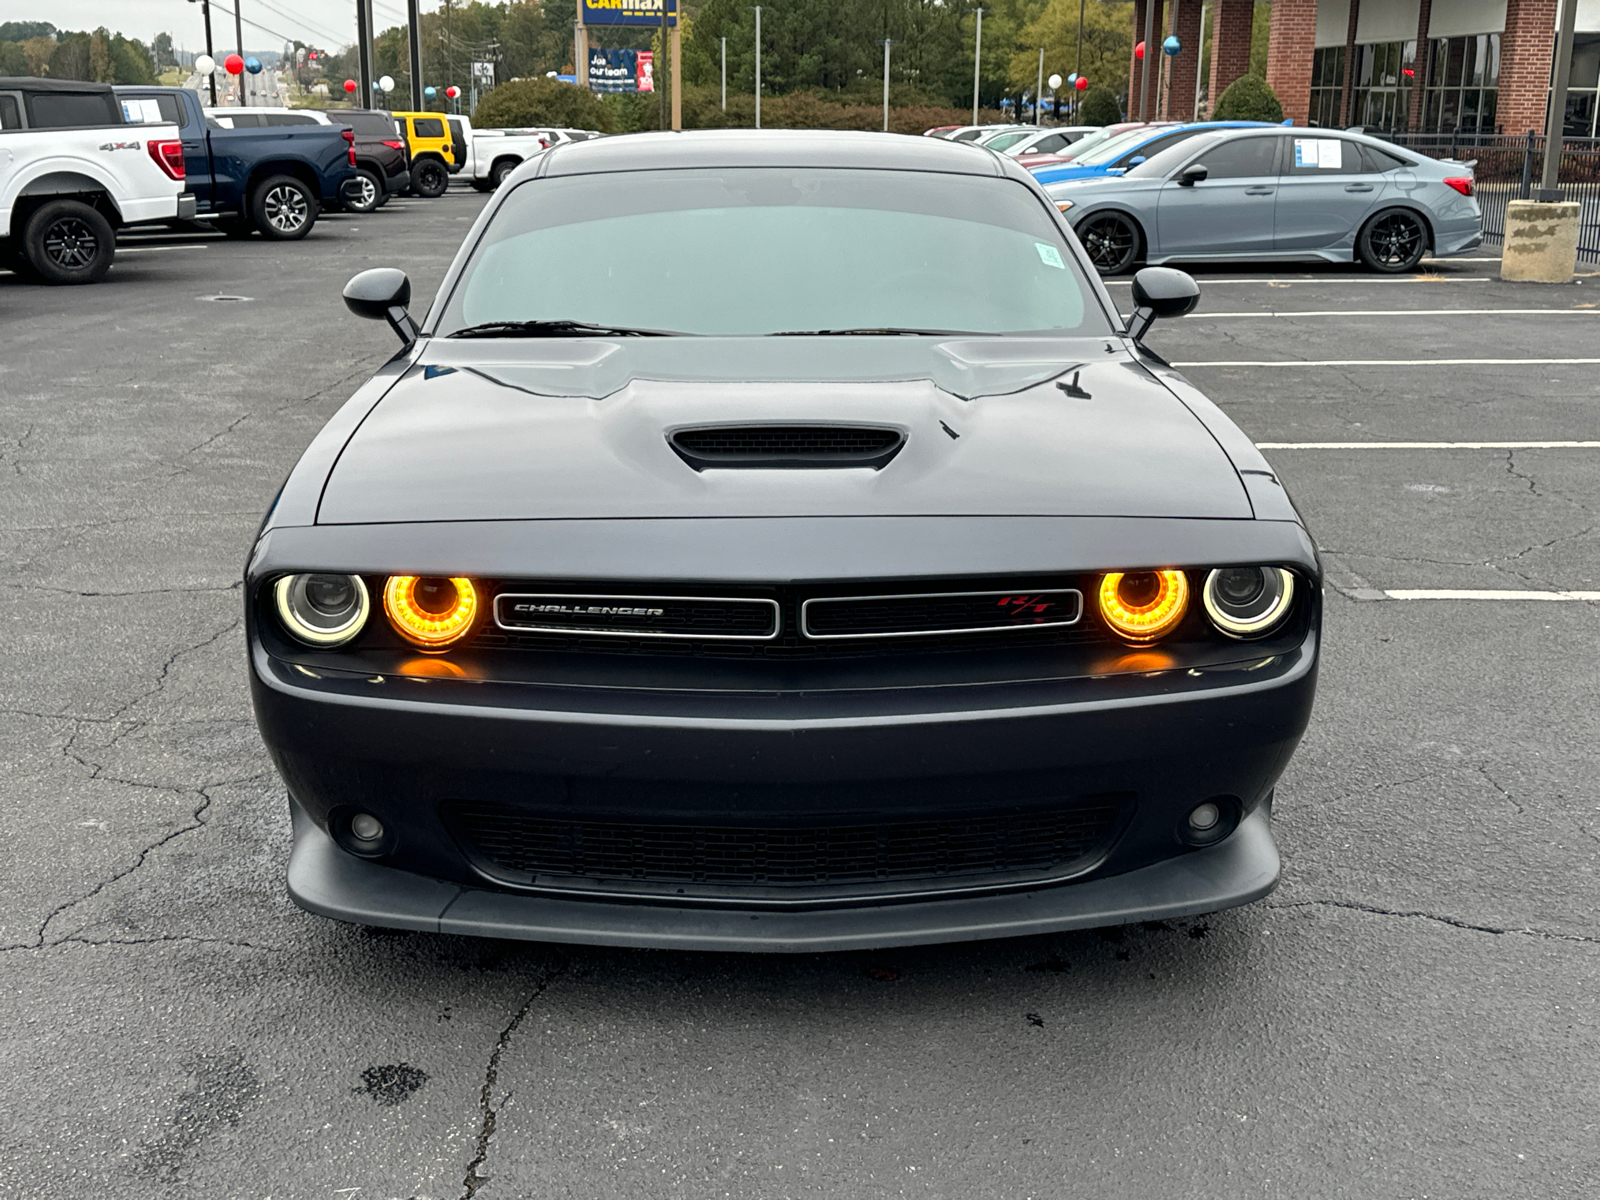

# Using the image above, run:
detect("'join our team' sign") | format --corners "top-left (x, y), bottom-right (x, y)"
top-left (581, 0), bottom-right (678, 26)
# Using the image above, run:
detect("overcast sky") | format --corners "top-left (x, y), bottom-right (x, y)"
top-left (0, 1), bottom-right (439, 51)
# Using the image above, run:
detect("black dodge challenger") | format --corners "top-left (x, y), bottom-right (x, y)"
top-left (248, 130), bottom-right (1319, 951)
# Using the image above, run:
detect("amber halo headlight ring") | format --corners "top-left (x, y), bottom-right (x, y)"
top-left (1097, 569), bottom-right (1190, 644)
top-left (383, 575), bottom-right (479, 650)
top-left (272, 573), bottom-right (370, 647)
top-left (1203, 566), bottom-right (1296, 639)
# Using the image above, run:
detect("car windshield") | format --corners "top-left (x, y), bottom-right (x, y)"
top-left (1070, 128), bottom-right (1163, 166)
top-left (983, 130), bottom-right (1034, 152)
top-left (436, 167), bottom-right (1108, 338)
top-left (1123, 132), bottom-right (1227, 178)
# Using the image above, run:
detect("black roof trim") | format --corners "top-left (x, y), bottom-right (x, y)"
top-left (0, 76), bottom-right (116, 95)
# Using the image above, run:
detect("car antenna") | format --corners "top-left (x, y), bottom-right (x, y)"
top-left (1057, 370), bottom-right (1092, 399)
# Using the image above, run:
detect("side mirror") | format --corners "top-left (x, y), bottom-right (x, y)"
top-left (344, 267), bottom-right (419, 347)
top-left (1178, 163), bottom-right (1208, 186)
top-left (1126, 155), bottom-right (1146, 166)
top-left (1126, 267), bottom-right (1201, 344)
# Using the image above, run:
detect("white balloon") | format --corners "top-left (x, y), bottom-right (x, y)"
top-left (1047, 73), bottom-right (1062, 90)
top-left (379, 75), bottom-right (395, 93)
top-left (195, 54), bottom-right (216, 75)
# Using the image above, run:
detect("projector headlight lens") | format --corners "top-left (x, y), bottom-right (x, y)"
top-left (383, 575), bottom-right (478, 649)
top-left (273, 573), bottom-right (369, 647)
top-left (1097, 570), bottom-right (1189, 643)
top-left (1203, 566), bottom-right (1295, 638)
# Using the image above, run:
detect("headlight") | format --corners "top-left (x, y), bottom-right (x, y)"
top-left (1097, 570), bottom-right (1189, 643)
top-left (1203, 567), bottom-right (1295, 638)
top-left (1055, 199), bottom-right (1075, 212)
top-left (383, 575), bottom-right (478, 649)
top-left (273, 573), bottom-right (370, 647)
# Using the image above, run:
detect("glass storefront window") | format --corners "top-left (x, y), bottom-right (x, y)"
top-left (1424, 34), bottom-right (1500, 134)
top-left (1564, 34), bottom-right (1600, 138)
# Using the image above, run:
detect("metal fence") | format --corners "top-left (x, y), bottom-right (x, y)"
top-left (1382, 132), bottom-right (1600, 262)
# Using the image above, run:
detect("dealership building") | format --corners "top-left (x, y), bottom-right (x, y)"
top-left (1136, 0), bottom-right (1600, 138)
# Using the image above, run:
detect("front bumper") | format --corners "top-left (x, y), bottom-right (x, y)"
top-left (288, 794), bottom-right (1279, 952)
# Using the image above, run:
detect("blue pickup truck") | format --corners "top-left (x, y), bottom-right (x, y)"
top-left (114, 86), bottom-right (355, 240)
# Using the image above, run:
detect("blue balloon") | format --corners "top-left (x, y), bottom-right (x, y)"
top-left (1066, 72), bottom-right (1079, 85)
top-left (1162, 35), bottom-right (1181, 55)
top-left (424, 86), bottom-right (437, 99)
top-left (244, 56), bottom-right (262, 74)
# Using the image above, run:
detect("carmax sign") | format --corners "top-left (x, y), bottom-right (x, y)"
top-left (581, 0), bottom-right (677, 25)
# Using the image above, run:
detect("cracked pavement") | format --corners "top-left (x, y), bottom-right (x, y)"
top-left (1, 215), bottom-right (1598, 1198)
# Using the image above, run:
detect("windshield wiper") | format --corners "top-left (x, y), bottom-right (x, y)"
top-left (447, 319), bottom-right (680, 339)
top-left (770, 326), bottom-right (970, 337)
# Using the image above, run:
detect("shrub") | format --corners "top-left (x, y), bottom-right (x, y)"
top-left (1077, 85), bottom-right (1122, 127)
top-left (472, 77), bottom-right (616, 132)
top-left (1213, 73), bottom-right (1283, 123)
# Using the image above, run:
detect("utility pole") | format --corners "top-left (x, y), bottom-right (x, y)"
top-left (1194, 2), bottom-right (1208, 119)
top-left (406, 0), bottom-right (424, 109)
top-left (721, 36), bottom-right (726, 109)
top-left (1540, 0), bottom-right (1579, 200)
top-left (971, 8), bottom-right (983, 125)
top-left (446, 0), bottom-right (453, 98)
top-left (754, 6), bottom-right (762, 129)
top-left (881, 39), bottom-right (892, 131)
top-left (233, 0), bottom-right (247, 105)
top-left (1074, 0), bottom-right (1085, 120)
top-left (356, 0), bottom-right (374, 107)
top-left (1035, 47), bottom-right (1043, 125)
top-left (1139, 0), bottom-right (1156, 120)
top-left (197, 0), bottom-right (217, 105)
top-left (659, 0), bottom-right (669, 129)
top-left (670, 5), bottom-right (682, 130)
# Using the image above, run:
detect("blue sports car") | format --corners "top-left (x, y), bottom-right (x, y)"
top-left (1047, 126), bottom-right (1483, 275)
top-left (1030, 121), bottom-right (1278, 186)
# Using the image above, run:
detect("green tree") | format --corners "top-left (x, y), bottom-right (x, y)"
top-left (49, 31), bottom-right (90, 80)
top-left (0, 42), bottom-right (26, 74)
top-left (473, 75), bottom-right (617, 129)
top-left (1212, 72), bottom-right (1281, 121)
top-left (89, 27), bottom-right (113, 82)
top-left (152, 32), bottom-right (174, 69)
top-left (110, 36), bottom-right (156, 84)
top-left (0, 21), bottom-right (55, 41)
top-left (1006, 0), bottom-right (1131, 112)
top-left (1077, 83), bottom-right (1121, 125)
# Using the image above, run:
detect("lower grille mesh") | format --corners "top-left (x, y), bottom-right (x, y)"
top-left (448, 800), bottom-right (1127, 895)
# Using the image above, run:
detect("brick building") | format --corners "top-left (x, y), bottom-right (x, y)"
top-left (1130, 0), bottom-right (1600, 137)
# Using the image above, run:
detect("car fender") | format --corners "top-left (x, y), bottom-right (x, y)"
top-left (1357, 199), bottom-right (1435, 252)
top-left (3, 159), bottom-right (127, 229)
top-left (1071, 204), bottom-right (1150, 254)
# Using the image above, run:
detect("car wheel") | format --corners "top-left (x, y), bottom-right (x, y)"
top-left (471, 180), bottom-right (493, 193)
top-left (20, 199), bottom-right (115, 285)
top-left (413, 159), bottom-right (449, 198)
top-left (1357, 208), bottom-right (1428, 273)
top-left (1076, 211), bottom-right (1142, 276)
top-left (251, 175), bottom-right (318, 241)
top-left (346, 169), bottom-right (383, 214)
top-left (490, 158), bottom-right (519, 189)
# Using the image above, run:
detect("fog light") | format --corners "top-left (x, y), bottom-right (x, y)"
top-left (350, 813), bottom-right (385, 842)
top-left (1177, 796), bottom-right (1241, 847)
top-left (1187, 802), bottom-right (1220, 831)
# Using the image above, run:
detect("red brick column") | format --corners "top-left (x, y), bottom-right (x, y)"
top-left (1499, 0), bottom-right (1558, 136)
top-left (1208, 0), bottom-right (1254, 112)
top-left (1129, 1), bottom-right (1166, 121)
top-left (1265, 0), bottom-right (1317, 126)
top-left (1164, 0), bottom-right (1203, 119)
top-left (1406, 0), bottom-right (1433, 132)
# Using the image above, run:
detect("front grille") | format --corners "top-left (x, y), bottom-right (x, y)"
top-left (669, 424), bottom-right (905, 470)
top-left (495, 593), bottom-right (778, 640)
top-left (804, 589), bottom-right (1083, 639)
top-left (447, 799), bottom-right (1128, 901)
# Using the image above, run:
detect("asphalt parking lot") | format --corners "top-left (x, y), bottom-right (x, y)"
top-left (2, 191), bottom-right (1598, 1199)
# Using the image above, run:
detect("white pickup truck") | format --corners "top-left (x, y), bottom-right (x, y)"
top-left (471, 127), bottom-right (604, 190)
top-left (1, 76), bottom-right (193, 284)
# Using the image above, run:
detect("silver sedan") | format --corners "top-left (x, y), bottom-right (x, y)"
top-left (1046, 127), bottom-right (1483, 275)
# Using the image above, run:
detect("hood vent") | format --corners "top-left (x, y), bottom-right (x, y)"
top-left (669, 424), bottom-right (906, 471)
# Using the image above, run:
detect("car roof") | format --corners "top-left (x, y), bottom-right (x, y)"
top-left (10, 76), bottom-right (114, 94)
top-left (541, 129), bottom-right (1011, 177)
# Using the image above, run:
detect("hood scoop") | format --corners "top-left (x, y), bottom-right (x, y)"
top-left (668, 424), bottom-right (907, 471)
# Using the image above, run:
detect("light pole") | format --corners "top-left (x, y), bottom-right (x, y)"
top-left (1035, 47), bottom-right (1044, 124)
top-left (753, 6), bottom-right (762, 130)
top-left (407, 0), bottom-right (424, 109)
top-left (233, 0), bottom-right (246, 106)
top-left (881, 39), bottom-right (892, 132)
top-left (721, 36), bottom-right (726, 109)
top-left (187, 0), bottom-right (218, 105)
top-left (971, 8), bottom-right (984, 125)
top-left (1540, 0), bottom-right (1580, 200)
top-left (1049, 72), bottom-right (1061, 121)
top-left (1139, 0), bottom-right (1156, 120)
top-left (1194, 3), bottom-right (1208, 118)
top-left (1074, 0), bottom-right (1085, 118)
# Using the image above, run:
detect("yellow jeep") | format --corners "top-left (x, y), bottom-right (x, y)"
top-left (392, 111), bottom-right (454, 198)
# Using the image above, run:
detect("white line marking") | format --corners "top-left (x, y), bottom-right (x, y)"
top-left (1175, 358), bottom-right (1600, 367)
top-left (1257, 440), bottom-right (1600, 449)
top-left (1104, 277), bottom-right (1491, 285)
top-left (1384, 589), bottom-right (1600, 601)
top-left (1184, 308), bottom-right (1596, 318)
top-left (114, 245), bottom-right (209, 254)
top-left (1422, 256), bottom-right (1503, 262)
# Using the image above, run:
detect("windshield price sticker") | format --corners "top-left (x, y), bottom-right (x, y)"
top-left (1294, 138), bottom-right (1343, 169)
top-left (1035, 242), bottom-right (1066, 269)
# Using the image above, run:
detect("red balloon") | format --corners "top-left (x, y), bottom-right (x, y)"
top-left (344, 78), bottom-right (357, 93)
top-left (445, 85), bottom-right (461, 99)
top-left (1134, 41), bottom-right (1145, 60)
top-left (1075, 76), bottom-right (1089, 90)
top-left (224, 53), bottom-right (245, 75)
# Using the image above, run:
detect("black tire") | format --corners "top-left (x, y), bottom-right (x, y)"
top-left (1075, 211), bottom-right (1142, 276)
top-left (412, 158), bottom-right (448, 198)
top-left (345, 168), bottom-right (383, 214)
top-left (1356, 207), bottom-right (1428, 273)
top-left (250, 174), bottom-right (318, 241)
top-left (490, 157), bottom-right (520, 189)
top-left (471, 180), bottom-right (493, 193)
top-left (20, 199), bottom-right (115, 285)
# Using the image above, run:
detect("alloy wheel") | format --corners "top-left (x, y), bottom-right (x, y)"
top-left (263, 185), bottom-right (309, 234)
top-left (42, 217), bottom-right (99, 270)
top-left (356, 176), bottom-right (378, 209)
top-left (1079, 214), bottom-right (1137, 274)
top-left (1367, 212), bottom-right (1423, 268)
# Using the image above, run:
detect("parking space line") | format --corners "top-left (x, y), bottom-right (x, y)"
top-left (1384, 589), bottom-right (1600, 601)
top-left (1185, 309), bottom-right (1597, 319)
top-left (115, 245), bottom-right (209, 254)
top-left (1258, 440), bottom-right (1600, 449)
top-left (1104, 277), bottom-right (1491, 285)
top-left (1175, 357), bottom-right (1600, 367)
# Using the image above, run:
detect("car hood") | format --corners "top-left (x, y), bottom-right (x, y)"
top-left (315, 337), bottom-right (1252, 524)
